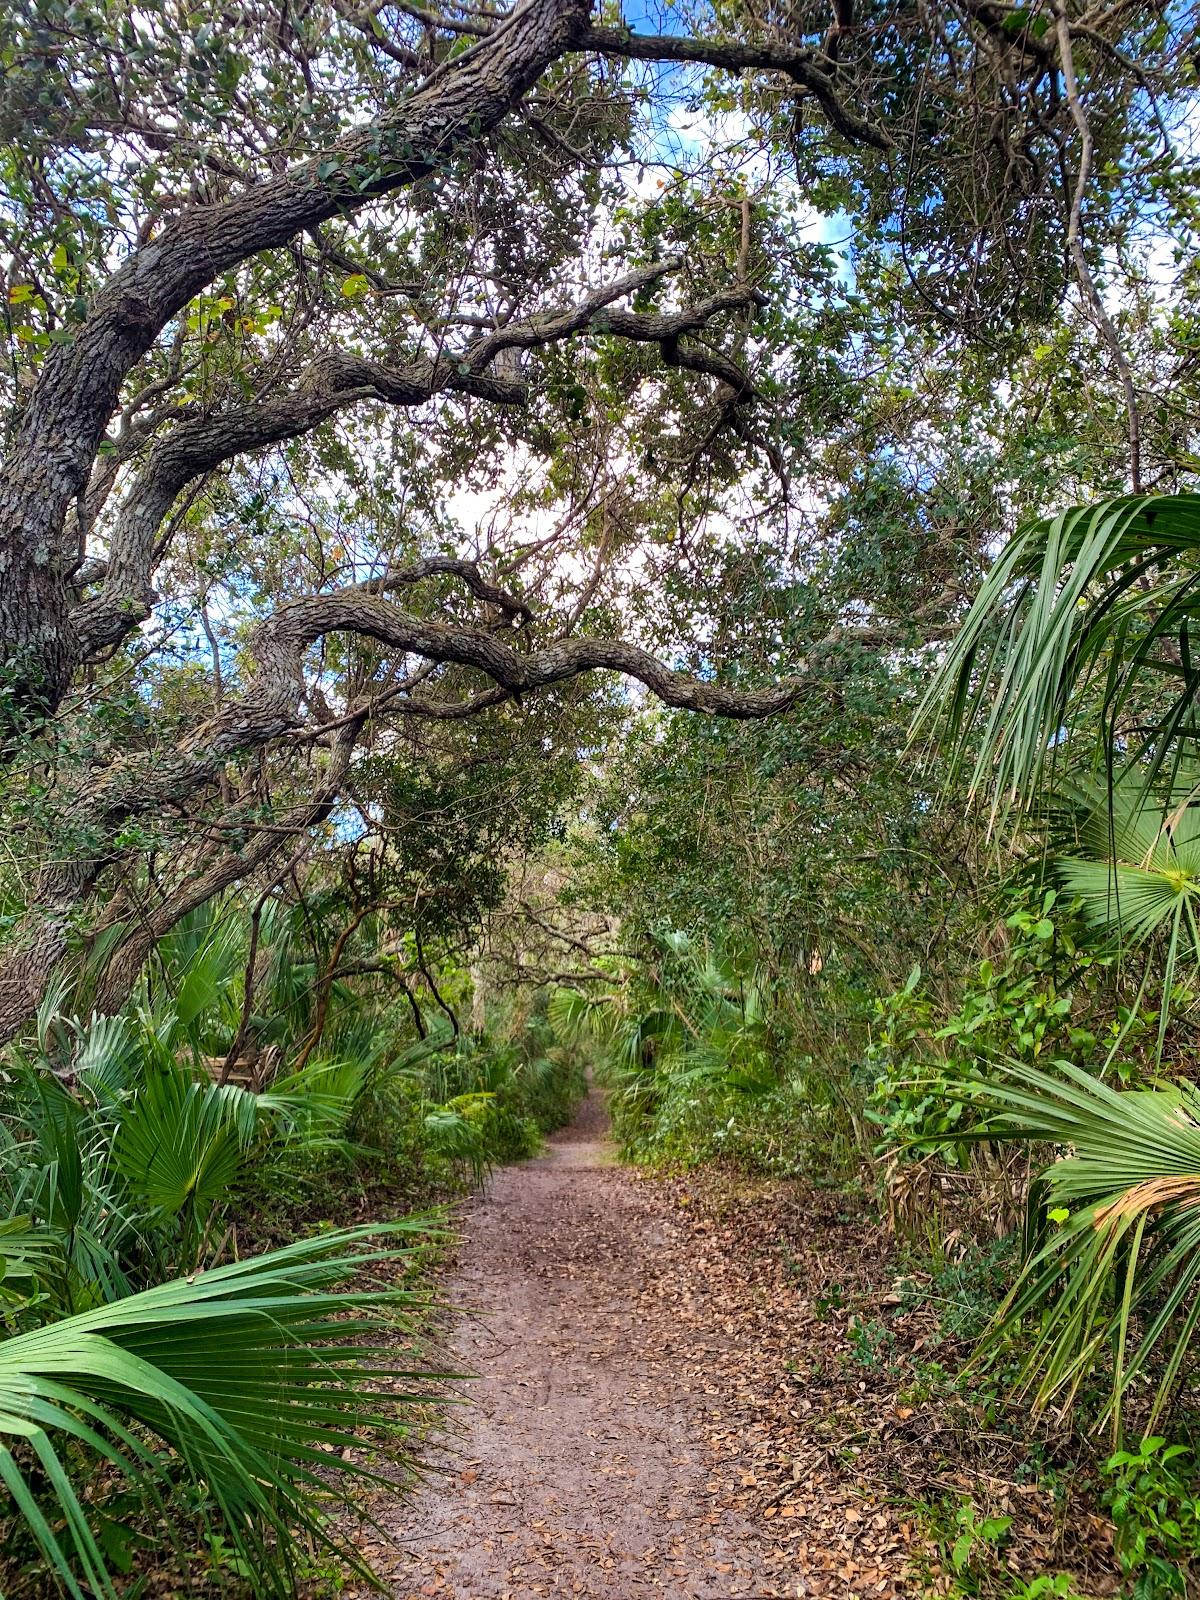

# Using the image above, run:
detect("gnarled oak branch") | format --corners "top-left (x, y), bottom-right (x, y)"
top-left (0, 588), bottom-right (805, 1045)
top-left (75, 268), bottom-right (761, 655)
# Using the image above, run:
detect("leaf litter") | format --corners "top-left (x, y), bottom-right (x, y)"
top-left (336, 1090), bottom-right (1121, 1599)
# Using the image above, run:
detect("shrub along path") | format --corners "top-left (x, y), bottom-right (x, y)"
top-left (348, 1089), bottom-right (1120, 1599)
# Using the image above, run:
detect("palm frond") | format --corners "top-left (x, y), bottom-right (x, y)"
top-left (112, 1063), bottom-right (253, 1230)
top-left (1046, 770), bottom-right (1200, 1043)
top-left (924, 493), bottom-right (1200, 814)
top-left (422, 1102), bottom-right (490, 1185)
top-left (948, 1058), bottom-right (1200, 1434)
top-left (0, 1222), bottom-right (442, 1599)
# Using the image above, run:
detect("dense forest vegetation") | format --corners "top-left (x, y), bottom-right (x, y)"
top-left (1, 0), bottom-right (1200, 1592)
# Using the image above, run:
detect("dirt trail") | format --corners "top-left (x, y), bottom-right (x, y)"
top-left (377, 1088), bottom-right (801, 1599)
top-left (347, 1086), bottom-right (1122, 1600)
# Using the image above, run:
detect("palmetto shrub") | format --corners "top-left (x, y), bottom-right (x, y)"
top-left (0, 1223), bottom-right (440, 1598)
top-left (0, 902), bottom-right (586, 1591)
top-left (0, 987), bottom-right (447, 1594)
top-left (938, 1058), bottom-right (1200, 1438)
top-left (551, 932), bottom-right (797, 1168)
top-left (920, 491), bottom-right (1200, 1430)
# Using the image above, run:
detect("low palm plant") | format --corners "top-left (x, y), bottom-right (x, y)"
top-left (1, 986), bottom-right (392, 1281)
top-left (0, 1062), bottom-right (139, 1313)
top-left (422, 1100), bottom-right (493, 1186)
top-left (0, 1220), bottom-right (443, 1598)
top-left (1052, 772), bottom-right (1200, 965)
top-left (949, 1058), bottom-right (1200, 1437)
top-left (1034, 769), bottom-right (1200, 1054)
top-left (0, 991), bottom-right (452, 1594)
top-left (552, 933), bottom-right (780, 1159)
top-left (0, 907), bottom-right (577, 1591)
top-left (921, 492), bottom-right (1200, 1431)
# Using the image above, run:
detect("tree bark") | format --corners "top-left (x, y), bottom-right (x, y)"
top-left (6, 723), bottom-right (363, 1036)
top-left (0, 0), bottom-right (592, 722)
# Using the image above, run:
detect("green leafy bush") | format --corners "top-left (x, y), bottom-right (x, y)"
top-left (1103, 1436), bottom-right (1200, 1599)
top-left (555, 931), bottom-right (803, 1170)
top-left (867, 890), bottom-right (1117, 1164)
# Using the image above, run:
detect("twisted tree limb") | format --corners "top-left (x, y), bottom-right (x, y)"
top-left (0, 594), bottom-right (806, 1043)
top-left (579, 24), bottom-right (891, 151)
top-left (0, 0), bottom-right (594, 718)
top-left (74, 269), bottom-right (761, 656)
top-left (52, 719), bottom-right (366, 1024)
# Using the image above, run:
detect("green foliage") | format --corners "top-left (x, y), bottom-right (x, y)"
top-left (924, 1236), bottom-right (1023, 1344)
top-left (113, 1064), bottom-right (258, 1253)
top-left (921, 1494), bottom-right (1089, 1598)
top-left (844, 1316), bottom-right (899, 1375)
top-left (928, 494), bottom-right (1200, 817)
top-left (1004, 1579), bottom-right (1088, 1599)
top-left (867, 889), bottom-right (1120, 1163)
top-left (950, 1500), bottom-right (1014, 1582)
top-left (1056, 773), bottom-right (1200, 958)
top-left (418, 1025), bottom-right (587, 1185)
top-left (1103, 1436), bottom-right (1200, 1598)
top-left (555, 930), bottom-right (812, 1171)
top-left (0, 884), bottom-right (589, 1593)
top-left (1, 1), bottom-right (1195, 1589)
top-left (0, 998), bottom-right (383, 1308)
top-left (0, 1224), bottom-right (437, 1600)
top-left (1049, 770), bottom-right (1200, 1054)
top-left (906, 486), bottom-right (1200, 1577)
top-left (938, 1059), bottom-right (1200, 1435)
top-left (915, 1492), bottom-right (1017, 1598)
top-left (421, 1100), bottom-right (494, 1189)
top-left (577, 634), bottom-right (948, 1018)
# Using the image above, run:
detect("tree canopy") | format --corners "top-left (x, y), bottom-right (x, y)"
top-left (0, 0), bottom-right (1194, 1036)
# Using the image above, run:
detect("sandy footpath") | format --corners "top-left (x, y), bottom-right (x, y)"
top-left (370, 1087), bottom-right (798, 1598)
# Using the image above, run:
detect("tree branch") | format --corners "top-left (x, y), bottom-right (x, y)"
top-left (75, 265), bottom-right (758, 654)
top-left (1053, 9), bottom-right (1142, 491)
top-left (0, 0), bottom-right (593, 717)
top-left (84, 722), bottom-right (363, 1020)
top-left (580, 24), bottom-right (891, 152)
top-left (0, 586), bottom-right (811, 1044)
